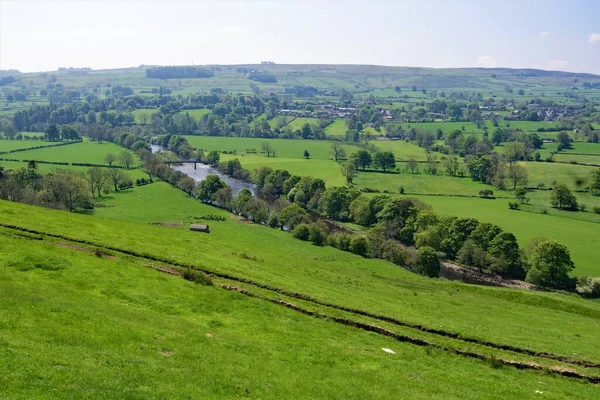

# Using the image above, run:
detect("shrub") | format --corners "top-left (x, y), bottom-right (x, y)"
top-left (575, 276), bottom-right (600, 298)
top-left (479, 189), bottom-right (494, 198)
top-left (292, 223), bottom-right (311, 241)
top-left (412, 246), bottom-right (440, 278)
top-left (183, 269), bottom-right (213, 286)
top-left (328, 233), bottom-right (352, 251)
top-left (580, 204), bottom-right (587, 212)
top-left (308, 222), bottom-right (328, 246)
top-left (508, 201), bottom-right (520, 210)
top-left (349, 235), bottom-right (370, 256)
top-left (594, 206), bottom-right (600, 214)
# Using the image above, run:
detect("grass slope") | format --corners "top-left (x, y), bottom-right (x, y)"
top-left (2, 184), bottom-right (600, 364)
top-left (2, 233), bottom-right (597, 398)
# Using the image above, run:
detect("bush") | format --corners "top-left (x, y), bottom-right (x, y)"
top-left (580, 204), bottom-right (587, 212)
top-left (508, 201), bottom-right (520, 210)
top-left (349, 235), bottom-right (370, 256)
top-left (328, 233), bottom-right (352, 251)
top-left (412, 246), bottom-right (440, 278)
top-left (576, 276), bottom-right (600, 298)
top-left (479, 189), bottom-right (494, 198)
top-left (308, 222), bottom-right (328, 246)
top-left (594, 206), bottom-right (600, 214)
top-left (183, 269), bottom-right (213, 286)
top-left (292, 223), bottom-right (311, 241)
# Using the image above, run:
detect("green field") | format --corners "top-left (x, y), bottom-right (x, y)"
top-left (2, 221), bottom-right (597, 399)
top-left (8, 139), bottom-right (139, 167)
top-left (324, 118), bottom-right (348, 136)
top-left (0, 139), bottom-right (58, 152)
top-left (3, 184), bottom-right (600, 374)
top-left (370, 139), bottom-right (429, 160)
top-left (521, 161), bottom-right (597, 190)
top-left (184, 136), bottom-right (360, 160)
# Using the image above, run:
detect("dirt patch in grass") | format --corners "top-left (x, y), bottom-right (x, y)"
top-left (230, 215), bottom-right (253, 225)
top-left (149, 222), bottom-right (184, 228)
top-left (54, 242), bottom-right (116, 259)
top-left (440, 262), bottom-right (536, 290)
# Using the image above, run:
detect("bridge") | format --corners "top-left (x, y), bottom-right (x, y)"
top-left (163, 160), bottom-right (203, 169)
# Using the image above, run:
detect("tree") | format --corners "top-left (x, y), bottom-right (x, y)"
top-left (406, 158), bottom-right (419, 174)
top-left (340, 161), bottom-right (356, 185)
top-left (330, 143), bottom-right (346, 161)
top-left (372, 151), bottom-right (396, 172)
top-left (550, 184), bottom-right (578, 210)
top-left (278, 203), bottom-right (310, 229)
top-left (60, 125), bottom-right (80, 141)
top-left (44, 123), bottom-right (60, 142)
top-left (106, 168), bottom-right (127, 191)
top-left (349, 235), bottom-right (369, 256)
top-left (206, 150), bottom-right (220, 165)
top-left (320, 186), bottom-right (360, 220)
top-left (105, 153), bottom-right (117, 167)
top-left (590, 169), bottom-right (600, 196)
top-left (487, 232), bottom-right (524, 278)
top-left (469, 223), bottom-right (502, 250)
top-left (213, 186), bottom-right (233, 210)
top-left (262, 142), bottom-right (275, 157)
top-left (85, 167), bottom-right (108, 198)
top-left (557, 132), bottom-right (571, 149)
top-left (526, 241), bottom-right (575, 288)
top-left (292, 223), bottom-right (311, 241)
top-left (507, 164), bottom-right (528, 190)
top-left (515, 187), bottom-right (528, 203)
top-left (353, 150), bottom-right (372, 171)
top-left (43, 171), bottom-right (92, 212)
top-left (119, 151), bottom-right (134, 169)
top-left (178, 176), bottom-right (196, 195)
top-left (504, 142), bottom-right (528, 164)
top-left (413, 246), bottom-right (440, 278)
top-left (196, 175), bottom-right (226, 203)
top-left (308, 222), bottom-right (328, 246)
top-left (303, 150), bottom-right (310, 159)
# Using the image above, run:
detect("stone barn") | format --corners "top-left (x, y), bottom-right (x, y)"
top-left (189, 224), bottom-right (209, 233)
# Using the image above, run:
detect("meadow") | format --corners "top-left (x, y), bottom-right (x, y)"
top-left (2, 225), bottom-right (598, 399)
top-left (0, 139), bottom-right (55, 152)
top-left (184, 136), bottom-right (360, 160)
top-left (9, 138), bottom-right (139, 167)
top-left (3, 185), bottom-right (600, 367)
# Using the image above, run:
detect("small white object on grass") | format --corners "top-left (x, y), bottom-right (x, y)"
top-left (382, 348), bottom-right (395, 354)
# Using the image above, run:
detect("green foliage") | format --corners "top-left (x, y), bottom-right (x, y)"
top-left (308, 222), bottom-right (328, 246)
top-left (182, 269), bottom-right (213, 286)
top-left (292, 223), bottom-right (311, 241)
top-left (349, 235), bottom-right (369, 256)
top-left (413, 246), bottom-right (440, 278)
top-left (196, 174), bottom-right (226, 203)
top-left (526, 241), bottom-right (575, 289)
top-left (550, 184), bottom-right (578, 210)
top-left (575, 276), bottom-right (600, 298)
top-left (372, 151), bottom-right (396, 172)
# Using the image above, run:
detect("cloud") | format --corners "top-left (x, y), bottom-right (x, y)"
top-left (476, 56), bottom-right (497, 67)
top-left (548, 59), bottom-right (569, 70)
top-left (588, 33), bottom-right (600, 43)
top-left (540, 31), bottom-right (551, 36)
top-left (216, 25), bottom-right (249, 34)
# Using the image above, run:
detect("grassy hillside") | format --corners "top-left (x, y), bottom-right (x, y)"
top-left (2, 184), bottom-right (600, 365)
top-left (2, 230), bottom-right (599, 399)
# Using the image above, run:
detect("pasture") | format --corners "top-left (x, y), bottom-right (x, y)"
top-left (0, 139), bottom-right (57, 152)
top-left (2, 223), bottom-right (598, 398)
top-left (184, 136), bottom-right (360, 160)
top-left (10, 139), bottom-right (139, 167)
top-left (3, 187), bottom-right (600, 367)
top-left (324, 118), bottom-right (348, 136)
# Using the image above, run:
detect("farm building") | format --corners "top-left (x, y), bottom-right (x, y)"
top-left (190, 224), bottom-right (210, 233)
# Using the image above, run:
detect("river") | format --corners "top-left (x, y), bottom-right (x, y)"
top-left (150, 144), bottom-right (256, 195)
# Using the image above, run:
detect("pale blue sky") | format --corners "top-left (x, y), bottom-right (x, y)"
top-left (1, 0), bottom-right (599, 74)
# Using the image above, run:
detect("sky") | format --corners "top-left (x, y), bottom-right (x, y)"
top-left (1, 0), bottom-right (599, 74)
